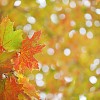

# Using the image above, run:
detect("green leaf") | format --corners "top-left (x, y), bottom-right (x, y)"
top-left (0, 17), bottom-right (23, 52)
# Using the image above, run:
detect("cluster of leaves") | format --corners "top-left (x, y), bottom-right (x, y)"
top-left (0, 17), bottom-right (44, 100)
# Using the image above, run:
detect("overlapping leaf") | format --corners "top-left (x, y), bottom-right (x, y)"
top-left (0, 17), bottom-right (45, 100)
top-left (0, 17), bottom-right (23, 73)
top-left (14, 31), bottom-right (45, 71)
top-left (0, 17), bottom-right (23, 52)
top-left (0, 51), bottom-right (16, 74)
top-left (19, 77), bottom-right (40, 100)
top-left (0, 77), bottom-right (23, 100)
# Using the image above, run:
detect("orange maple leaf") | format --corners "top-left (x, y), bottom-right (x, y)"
top-left (1, 77), bottom-right (23, 100)
top-left (14, 31), bottom-right (45, 71)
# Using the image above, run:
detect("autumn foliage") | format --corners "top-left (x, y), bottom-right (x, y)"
top-left (0, 17), bottom-right (44, 100)
top-left (0, 0), bottom-right (100, 100)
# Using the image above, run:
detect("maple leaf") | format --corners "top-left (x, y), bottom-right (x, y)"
top-left (0, 76), bottom-right (23, 100)
top-left (19, 77), bottom-right (40, 100)
top-left (14, 31), bottom-right (45, 71)
top-left (0, 17), bottom-right (23, 52)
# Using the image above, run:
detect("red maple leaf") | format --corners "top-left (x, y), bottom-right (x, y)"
top-left (1, 77), bottom-right (23, 100)
top-left (14, 31), bottom-right (45, 71)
